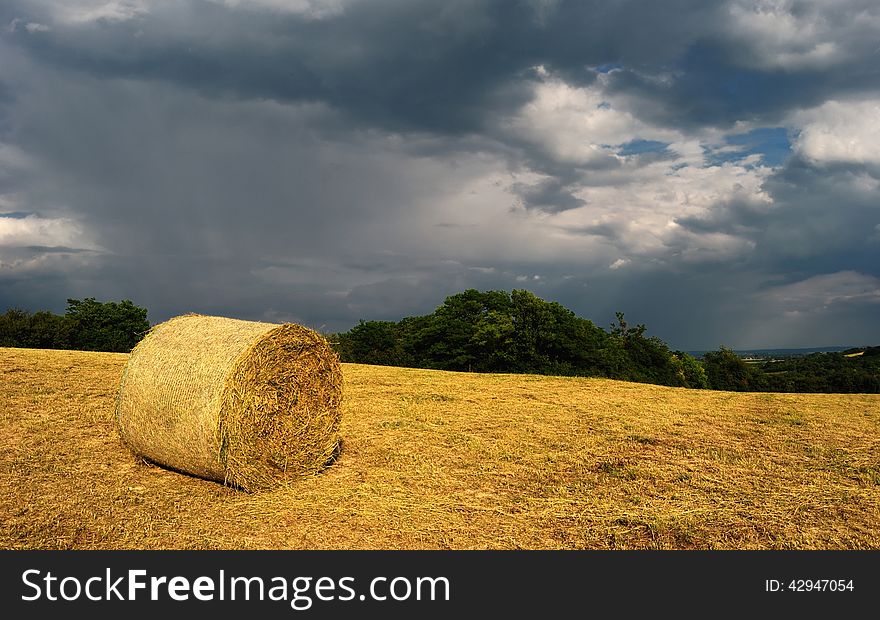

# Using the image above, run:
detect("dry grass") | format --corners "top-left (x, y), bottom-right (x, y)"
top-left (1, 346), bottom-right (879, 549)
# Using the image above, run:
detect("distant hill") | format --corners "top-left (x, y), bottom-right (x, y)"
top-left (688, 346), bottom-right (859, 359)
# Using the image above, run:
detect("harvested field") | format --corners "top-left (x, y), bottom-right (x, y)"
top-left (1, 346), bottom-right (879, 549)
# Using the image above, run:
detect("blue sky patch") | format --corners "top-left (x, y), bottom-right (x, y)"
top-left (708, 127), bottom-right (791, 167)
top-left (617, 139), bottom-right (670, 156)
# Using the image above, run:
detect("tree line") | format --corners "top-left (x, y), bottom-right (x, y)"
top-left (0, 298), bottom-right (149, 353)
top-left (703, 346), bottom-right (880, 393)
top-left (332, 289), bottom-right (880, 394)
top-left (3, 291), bottom-right (876, 393)
top-left (332, 289), bottom-right (709, 388)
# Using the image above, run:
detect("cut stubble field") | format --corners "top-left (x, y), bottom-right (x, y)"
top-left (1, 346), bottom-right (879, 549)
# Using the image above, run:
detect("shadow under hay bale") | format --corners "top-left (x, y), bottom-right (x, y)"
top-left (115, 314), bottom-right (343, 491)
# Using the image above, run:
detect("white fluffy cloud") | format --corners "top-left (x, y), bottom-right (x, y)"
top-left (496, 73), bottom-right (775, 267)
top-left (724, 0), bottom-right (879, 70)
top-left (0, 213), bottom-right (96, 250)
top-left (553, 160), bottom-right (771, 263)
top-left (213, 0), bottom-right (350, 18)
top-left (792, 99), bottom-right (880, 165)
top-left (26, 0), bottom-right (151, 24)
top-left (726, 0), bottom-right (838, 69)
top-left (7, 18), bottom-right (51, 32)
top-left (501, 73), bottom-right (684, 166)
top-left (0, 211), bottom-right (101, 279)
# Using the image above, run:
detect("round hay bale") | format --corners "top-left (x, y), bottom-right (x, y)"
top-left (115, 314), bottom-right (343, 491)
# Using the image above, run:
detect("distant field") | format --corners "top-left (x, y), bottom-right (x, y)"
top-left (1, 346), bottom-right (879, 549)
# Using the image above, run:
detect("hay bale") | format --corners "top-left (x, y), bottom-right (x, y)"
top-left (115, 314), bottom-right (343, 491)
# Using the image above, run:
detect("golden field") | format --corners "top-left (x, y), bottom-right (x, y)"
top-left (1, 346), bottom-right (879, 549)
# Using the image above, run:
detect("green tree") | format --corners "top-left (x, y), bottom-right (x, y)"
top-left (414, 289), bottom-right (514, 370)
top-left (702, 346), bottom-right (758, 391)
top-left (510, 289), bottom-right (554, 372)
top-left (610, 311), bottom-right (646, 340)
top-left (329, 289), bottom-right (880, 393)
top-left (27, 311), bottom-right (72, 349)
top-left (335, 320), bottom-right (405, 366)
top-left (338, 289), bottom-right (609, 376)
top-left (0, 308), bottom-right (32, 347)
top-left (0, 308), bottom-right (72, 349)
top-left (471, 309), bottom-right (517, 370)
top-left (671, 352), bottom-right (709, 389)
top-left (65, 298), bottom-right (149, 352)
top-left (604, 312), bottom-right (681, 385)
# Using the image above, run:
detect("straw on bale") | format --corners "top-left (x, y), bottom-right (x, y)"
top-left (115, 314), bottom-right (343, 491)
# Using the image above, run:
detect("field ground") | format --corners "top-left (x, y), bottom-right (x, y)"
top-left (1, 346), bottom-right (879, 549)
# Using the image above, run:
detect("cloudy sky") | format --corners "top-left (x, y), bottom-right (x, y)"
top-left (1, 0), bottom-right (879, 349)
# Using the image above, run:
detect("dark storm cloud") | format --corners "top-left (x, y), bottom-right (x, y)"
top-left (3, 1), bottom-right (880, 139)
top-left (0, 0), bottom-right (723, 133)
top-left (606, 48), bottom-right (798, 130)
top-left (604, 9), bottom-right (880, 130)
top-left (671, 155), bottom-right (880, 277)
top-left (566, 221), bottom-right (625, 241)
top-left (754, 157), bottom-right (880, 273)
top-left (1, 0), bottom-right (879, 348)
top-left (512, 177), bottom-right (585, 212)
top-left (674, 197), bottom-right (767, 236)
